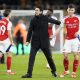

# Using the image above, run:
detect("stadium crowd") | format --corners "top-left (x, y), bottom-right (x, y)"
top-left (0, 0), bottom-right (80, 13)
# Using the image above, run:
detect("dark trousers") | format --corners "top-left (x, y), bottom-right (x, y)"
top-left (16, 36), bottom-right (24, 55)
top-left (16, 42), bottom-right (24, 55)
top-left (27, 47), bottom-right (56, 75)
top-left (0, 54), bottom-right (5, 64)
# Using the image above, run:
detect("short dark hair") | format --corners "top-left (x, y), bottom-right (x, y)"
top-left (48, 8), bottom-right (53, 13)
top-left (68, 4), bottom-right (75, 9)
top-left (36, 6), bottom-right (43, 12)
top-left (3, 9), bottom-right (11, 17)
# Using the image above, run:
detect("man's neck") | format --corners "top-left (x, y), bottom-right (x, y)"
top-left (5, 17), bottom-right (9, 21)
top-left (68, 14), bottom-right (74, 17)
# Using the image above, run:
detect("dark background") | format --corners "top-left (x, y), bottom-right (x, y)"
top-left (0, 0), bottom-right (80, 14)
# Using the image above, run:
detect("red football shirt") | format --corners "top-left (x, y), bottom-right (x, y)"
top-left (64, 15), bottom-right (80, 39)
top-left (0, 18), bottom-right (11, 41)
top-left (48, 23), bottom-right (53, 38)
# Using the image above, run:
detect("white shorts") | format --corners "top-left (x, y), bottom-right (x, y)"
top-left (50, 37), bottom-right (56, 47)
top-left (63, 38), bottom-right (79, 53)
top-left (0, 38), bottom-right (12, 54)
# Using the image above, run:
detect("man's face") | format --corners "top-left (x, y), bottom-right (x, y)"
top-left (67, 8), bottom-right (75, 16)
top-left (46, 10), bottom-right (52, 17)
top-left (35, 8), bottom-right (41, 16)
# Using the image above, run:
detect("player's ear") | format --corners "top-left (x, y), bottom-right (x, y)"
top-left (73, 8), bottom-right (75, 12)
top-left (40, 11), bottom-right (43, 14)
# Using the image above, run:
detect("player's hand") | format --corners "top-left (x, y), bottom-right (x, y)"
top-left (11, 41), bottom-right (15, 46)
top-left (52, 34), bottom-right (56, 38)
top-left (49, 35), bottom-right (53, 39)
top-left (75, 32), bottom-right (79, 37)
top-left (24, 42), bottom-right (29, 46)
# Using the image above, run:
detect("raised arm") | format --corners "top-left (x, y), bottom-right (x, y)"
top-left (53, 22), bottom-right (65, 37)
top-left (48, 17), bottom-right (61, 25)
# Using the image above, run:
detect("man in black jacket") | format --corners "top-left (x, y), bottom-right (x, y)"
top-left (22, 6), bottom-right (61, 78)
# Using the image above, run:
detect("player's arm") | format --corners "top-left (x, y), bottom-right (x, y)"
top-left (26, 19), bottom-right (33, 45)
top-left (75, 26), bottom-right (80, 41)
top-left (52, 22), bottom-right (65, 37)
top-left (75, 16), bottom-right (80, 37)
top-left (48, 17), bottom-right (61, 25)
top-left (52, 17), bottom-right (57, 35)
top-left (7, 21), bottom-right (14, 44)
top-left (8, 30), bottom-right (13, 44)
top-left (53, 17), bottom-right (65, 37)
top-left (75, 29), bottom-right (80, 37)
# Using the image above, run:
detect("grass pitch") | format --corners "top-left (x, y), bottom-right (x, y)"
top-left (0, 53), bottom-right (80, 80)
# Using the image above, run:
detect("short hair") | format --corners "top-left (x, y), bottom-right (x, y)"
top-left (48, 8), bottom-right (53, 13)
top-left (36, 6), bottom-right (43, 12)
top-left (68, 4), bottom-right (75, 9)
top-left (3, 9), bottom-right (11, 17)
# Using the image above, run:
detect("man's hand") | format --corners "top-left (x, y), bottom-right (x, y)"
top-left (51, 34), bottom-right (56, 39)
top-left (25, 42), bottom-right (29, 46)
top-left (49, 35), bottom-right (53, 39)
top-left (52, 26), bottom-right (63, 39)
top-left (75, 32), bottom-right (79, 37)
top-left (11, 41), bottom-right (15, 46)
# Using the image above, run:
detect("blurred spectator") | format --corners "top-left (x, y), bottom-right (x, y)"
top-left (29, 0), bottom-right (35, 8)
top-left (0, 0), bottom-right (80, 10)
top-left (13, 19), bottom-right (27, 55)
top-left (15, 30), bottom-right (24, 55)
top-left (34, 0), bottom-right (43, 9)
top-left (18, 0), bottom-right (30, 9)
top-left (42, 0), bottom-right (48, 9)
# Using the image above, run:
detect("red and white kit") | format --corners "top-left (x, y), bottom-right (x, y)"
top-left (0, 18), bottom-right (12, 53)
top-left (63, 15), bottom-right (80, 52)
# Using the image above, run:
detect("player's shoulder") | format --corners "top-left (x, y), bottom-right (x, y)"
top-left (30, 16), bottom-right (36, 24)
top-left (64, 14), bottom-right (80, 19)
top-left (8, 20), bottom-right (12, 24)
top-left (63, 16), bottom-right (69, 20)
top-left (74, 14), bottom-right (80, 18)
top-left (42, 15), bottom-right (48, 19)
top-left (0, 18), bottom-right (8, 25)
top-left (32, 16), bottom-right (37, 21)
top-left (8, 20), bottom-right (12, 26)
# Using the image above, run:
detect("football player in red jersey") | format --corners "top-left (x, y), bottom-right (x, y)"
top-left (0, 11), bottom-right (5, 64)
top-left (54, 4), bottom-right (80, 78)
top-left (0, 9), bottom-right (15, 74)
top-left (46, 8), bottom-right (57, 68)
